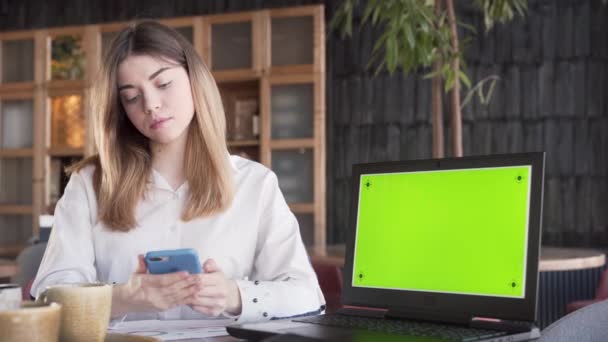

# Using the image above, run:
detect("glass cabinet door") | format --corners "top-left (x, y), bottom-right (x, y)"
top-left (101, 31), bottom-right (119, 58)
top-left (1, 39), bottom-right (34, 83)
top-left (220, 81), bottom-right (259, 141)
top-left (51, 35), bottom-right (85, 80)
top-left (211, 21), bottom-right (252, 70)
top-left (1, 99), bottom-right (33, 149)
top-left (270, 84), bottom-right (313, 139)
top-left (50, 94), bottom-right (85, 149)
top-left (175, 27), bottom-right (194, 44)
top-left (271, 16), bottom-right (313, 66)
top-left (0, 158), bottom-right (33, 205)
top-left (271, 148), bottom-right (313, 203)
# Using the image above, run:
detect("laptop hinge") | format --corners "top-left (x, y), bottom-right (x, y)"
top-left (385, 308), bottom-right (470, 325)
top-left (469, 317), bottom-right (535, 333)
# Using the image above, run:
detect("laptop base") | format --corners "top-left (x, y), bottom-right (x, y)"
top-left (227, 313), bottom-right (541, 342)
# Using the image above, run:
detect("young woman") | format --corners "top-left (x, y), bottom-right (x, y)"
top-left (31, 21), bottom-right (325, 323)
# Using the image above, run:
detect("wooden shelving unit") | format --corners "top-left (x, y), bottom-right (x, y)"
top-left (0, 5), bottom-right (326, 257)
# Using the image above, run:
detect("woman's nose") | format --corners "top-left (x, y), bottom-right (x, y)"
top-left (143, 91), bottom-right (161, 114)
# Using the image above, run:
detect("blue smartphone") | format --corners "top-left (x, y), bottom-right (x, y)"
top-left (144, 248), bottom-right (202, 274)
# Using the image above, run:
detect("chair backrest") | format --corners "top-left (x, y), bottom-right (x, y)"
top-left (11, 242), bottom-right (47, 298)
top-left (538, 299), bottom-right (608, 342)
top-left (311, 261), bottom-right (343, 313)
top-left (595, 267), bottom-right (608, 299)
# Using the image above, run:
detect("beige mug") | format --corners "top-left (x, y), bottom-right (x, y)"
top-left (0, 301), bottom-right (62, 342)
top-left (37, 283), bottom-right (112, 342)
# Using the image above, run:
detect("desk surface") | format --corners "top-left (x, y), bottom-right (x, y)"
top-left (308, 245), bottom-right (607, 272)
top-left (539, 246), bottom-right (606, 271)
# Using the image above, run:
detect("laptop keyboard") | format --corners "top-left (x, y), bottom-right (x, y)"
top-left (294, 314), bottom-right (507, 341)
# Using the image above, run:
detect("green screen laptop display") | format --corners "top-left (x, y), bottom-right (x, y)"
top-left (352, 166), bottom-right (531, 298)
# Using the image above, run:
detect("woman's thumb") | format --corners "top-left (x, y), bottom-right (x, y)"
top-left (136, 254), bottom-right (148, 274)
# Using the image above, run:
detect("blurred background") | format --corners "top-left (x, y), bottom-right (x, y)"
top-left (0, 0), bottom-right (605, 250)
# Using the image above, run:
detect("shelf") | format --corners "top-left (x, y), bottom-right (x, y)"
top-left (0, 243), bottom-right (26, 258)
top-left (214, 69), bottom-right (261, 83)
top-left (0, 82), bottom-right (35, 93)
top-left (47, 147), bottom-right (84, 157)
top-left (269, 65), bottom-right (315, 75)
top-left (228, 139), bottom-right (259, 147)
top-left (0, 205), bottom-right (33, 215)
top-left (289, 203), bottom-right (314, 213)
top-left (270, 138), bottom-right (314, 150)
top-left (46, 80), bottom-right (86, 93)
top-left (0, 148), bottom-right (34, 157)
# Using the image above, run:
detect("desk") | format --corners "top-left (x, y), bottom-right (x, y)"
top-left (539, 247), bottom-right (605, 271)
top-left (308, 245), bottom-right (607, 329)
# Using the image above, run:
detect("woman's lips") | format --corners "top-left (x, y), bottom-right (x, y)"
top-left (150, 117), bottom-right (172, 129)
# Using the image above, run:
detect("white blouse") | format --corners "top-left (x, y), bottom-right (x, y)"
top-left (31, 155), bottom-right (325, 323)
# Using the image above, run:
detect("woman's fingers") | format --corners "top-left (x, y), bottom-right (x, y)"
top-left (190, 285), bottom-right (226, 298)
top-left (186, 263), bottom-right (241, 316)
top-left (142, 271), bottom-right (189, 287)
top-left (154, 274), bottom-right (200, 306)
top-left (164, 275), bottom-right (198, 293)
top-left (129, 272), bottom-right (198, 310)
top-left (202, 258), bottom-right (219, 273)
top-left (187, 284), bottom-right (229, 315)
top-left (164, 283), bottom-right (200, 307)
top-left (191, 272), bottom-right (224, 287)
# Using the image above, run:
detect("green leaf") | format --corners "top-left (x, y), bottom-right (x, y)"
top-left (458, 70), bottom-right (471, 89)
top-left (445, 70), bottom-right (455, 92)
top-left (484, 78), bottom-right (497, 104)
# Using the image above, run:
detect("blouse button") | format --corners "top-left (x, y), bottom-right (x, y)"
top-left (253, 298), bottom-right (258, 303)
top-left (263, 312), bottom-right (268, 317)
top-left (254, 280), bottom-right (259, 285)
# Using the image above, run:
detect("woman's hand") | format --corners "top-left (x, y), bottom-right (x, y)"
top-left (188, 259), bottom-right (242, 317)
top-left (111, 255), bottom-right (199, 318)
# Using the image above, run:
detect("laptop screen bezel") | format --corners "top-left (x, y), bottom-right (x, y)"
top-left (341, 152), bottom-right (544, 323)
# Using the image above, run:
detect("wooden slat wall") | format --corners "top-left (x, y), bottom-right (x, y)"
top-left (326, 0), bottom-right (608, 248)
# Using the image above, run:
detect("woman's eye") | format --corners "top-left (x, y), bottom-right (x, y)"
top-left (124, 95), bottom-right (139, 104)
top-left (158, 81), bottom-right (172, 89)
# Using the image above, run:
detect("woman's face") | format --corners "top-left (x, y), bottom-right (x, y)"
top-left (117, 54), bottom-right (195, 145)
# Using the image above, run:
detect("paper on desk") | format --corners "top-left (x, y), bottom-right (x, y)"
top-left (108, 319), bottom-right (233, 340)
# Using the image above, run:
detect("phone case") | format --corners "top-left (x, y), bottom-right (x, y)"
top-left (144, 248), bottom-right (202, 274)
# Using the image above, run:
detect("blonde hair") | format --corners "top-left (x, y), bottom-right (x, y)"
top-left (70, 21), bottom-right (234, 231)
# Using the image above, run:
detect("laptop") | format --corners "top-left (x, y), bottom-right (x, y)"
top-left (228, 152), bottom-right (545, 341)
